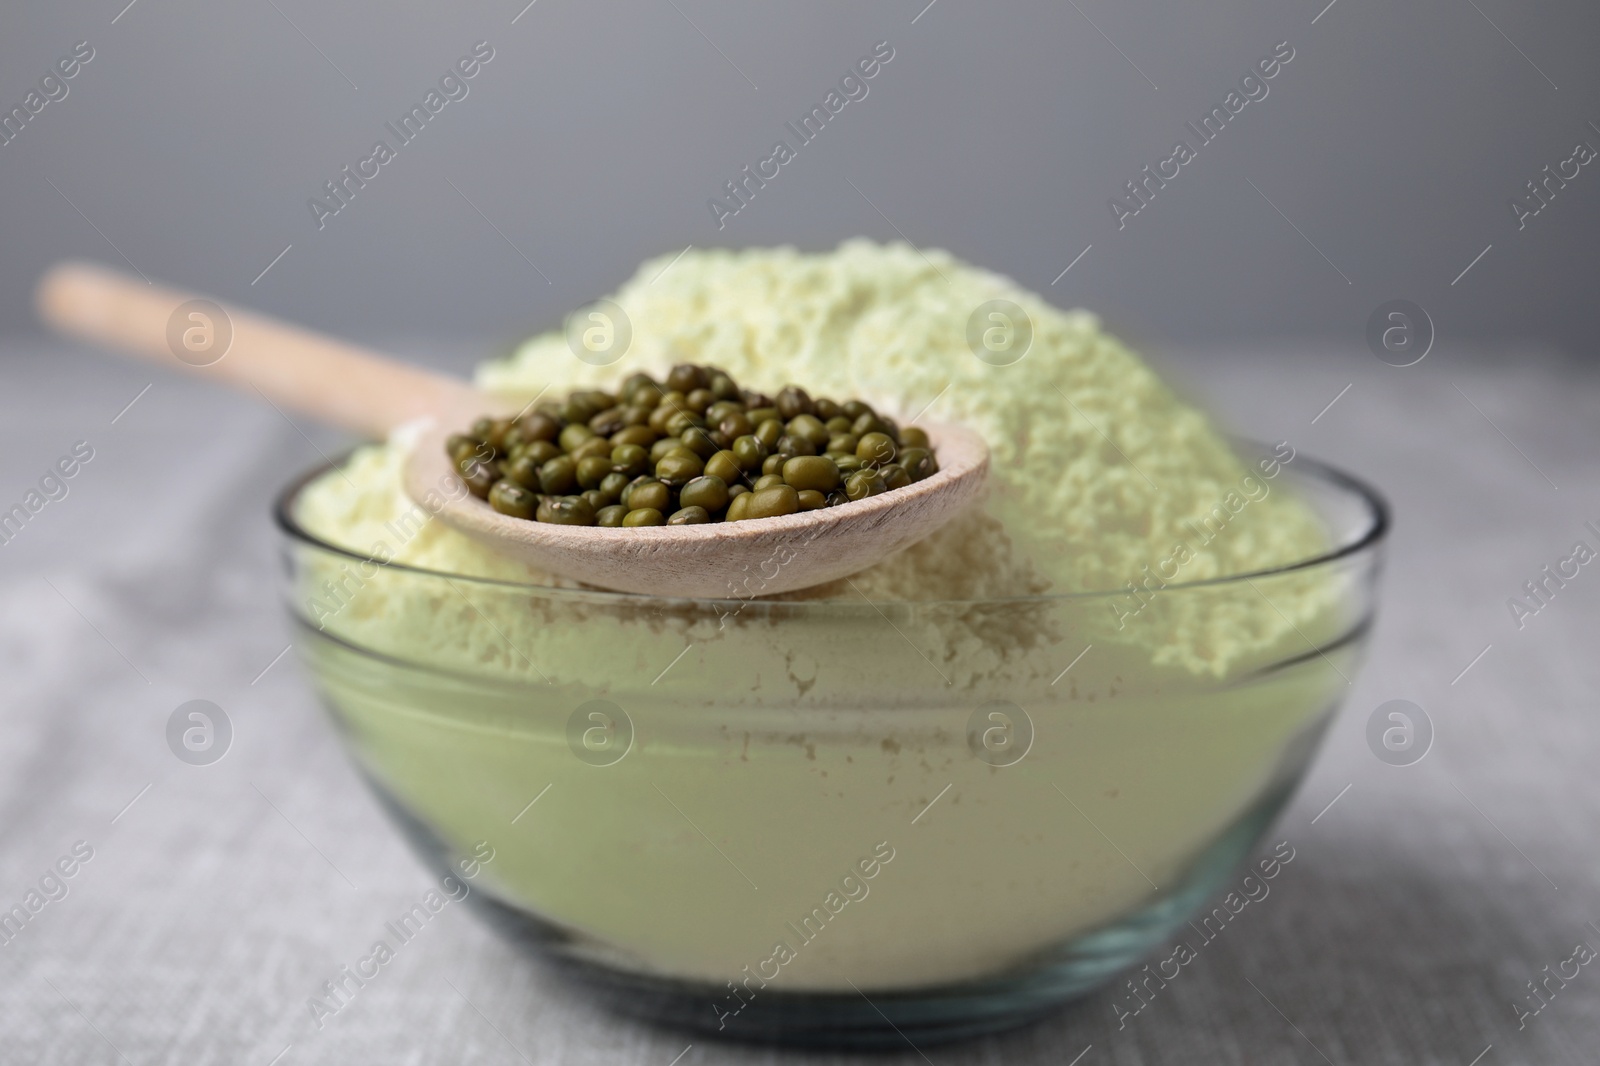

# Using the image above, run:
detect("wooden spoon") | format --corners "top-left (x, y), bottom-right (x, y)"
top-left (36, 261), bottom-right (990, 598)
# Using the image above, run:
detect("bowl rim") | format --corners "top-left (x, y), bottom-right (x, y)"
top-left (273, 442), bottom-right (1389, 607)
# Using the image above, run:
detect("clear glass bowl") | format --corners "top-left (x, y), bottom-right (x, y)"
top-left (275, 453), bottom-right (1386, 1048)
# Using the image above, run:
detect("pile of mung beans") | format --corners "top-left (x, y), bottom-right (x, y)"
top-left (446, 363), bottom-right (938, 527)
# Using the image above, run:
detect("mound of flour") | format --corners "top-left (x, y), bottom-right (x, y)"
top-left (300, 240), bottom-right (1335, 678)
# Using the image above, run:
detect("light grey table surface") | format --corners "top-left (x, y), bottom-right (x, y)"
top-left (2, 337), bottom-right (1597, 1065)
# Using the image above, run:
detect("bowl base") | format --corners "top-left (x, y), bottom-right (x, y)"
top-left (368, 772), bottom-right (1296, 1049)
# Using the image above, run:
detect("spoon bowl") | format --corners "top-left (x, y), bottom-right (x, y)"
top-left (403, 416), bottom-right (988, 598)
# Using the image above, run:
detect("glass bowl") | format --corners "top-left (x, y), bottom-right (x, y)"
top-left (275, 451), bottom-right (1386, 1048)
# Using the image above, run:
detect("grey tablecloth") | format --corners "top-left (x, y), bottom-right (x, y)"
top-left (2, 338), bottom-right (1597, 1065)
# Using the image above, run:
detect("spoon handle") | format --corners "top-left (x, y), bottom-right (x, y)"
top-left (35, 261), bottom-right (485, 437)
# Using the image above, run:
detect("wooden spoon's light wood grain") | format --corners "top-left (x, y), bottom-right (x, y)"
top-left (38, 261), bottom-right (991, 598)
top-left (36, 261), bottom-right (487, 436)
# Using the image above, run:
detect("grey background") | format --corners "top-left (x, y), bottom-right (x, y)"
top-left (0, 0), bottom-right (1596, 356)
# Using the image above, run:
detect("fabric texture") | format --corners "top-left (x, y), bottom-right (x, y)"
top-left (1, 340), bottom-right (1595, 1064)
